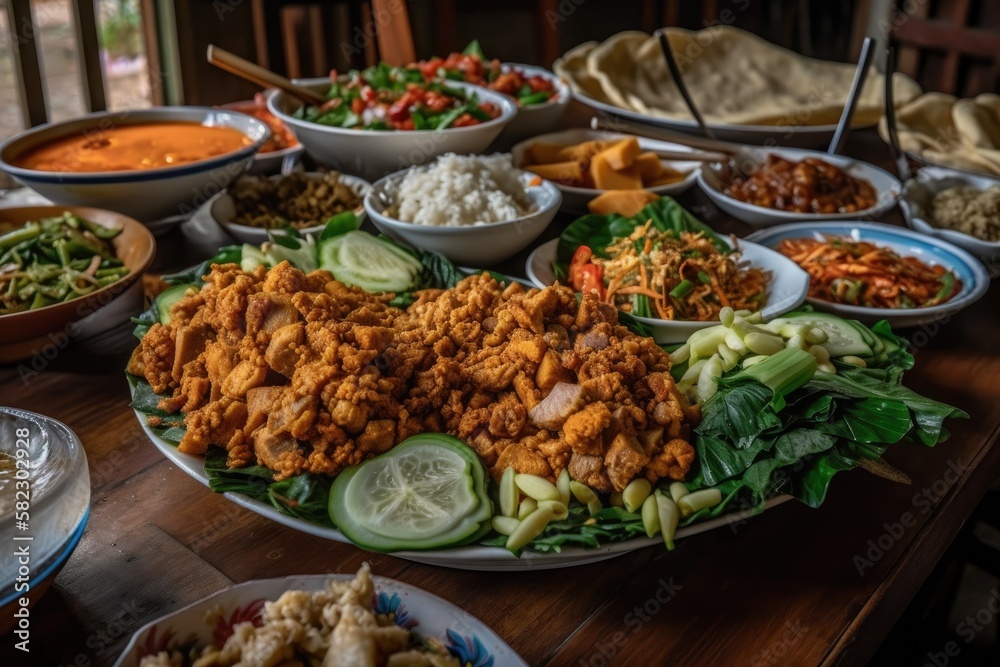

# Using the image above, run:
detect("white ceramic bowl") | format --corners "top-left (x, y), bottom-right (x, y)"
top-left (219, 99), bottom-right (305, 175)
top-left (698, 146), bottom-right (901, 227)
top-left (0, 408), bottom-right (90, 635)
top-left (525, 237), bottom-right (809, 344)
top-left (112, 573), bottom-right (527, 667)
top-left (746, 221), bottom-right (991, 328)
top-left (494, 62), bottom-right (571, 145)
top-left (364, 163), bottom-right (561, 266)
top-left (267, 79), bottom-right (517, 181)
top-left (511, 128), bottom-right (700, 213)
top-left (211, 171), bottom-right (371, 245)
top-left (0, 108), bottom-right (271, 223)
top-left (899, 166), bottom-right (1000, 277)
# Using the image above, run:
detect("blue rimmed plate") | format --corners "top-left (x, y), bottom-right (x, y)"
top-left (746, 222), bottom-right (991, 328)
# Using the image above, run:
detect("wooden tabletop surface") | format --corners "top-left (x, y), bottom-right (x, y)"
top-left (1, 127), bottom-right (998, 667)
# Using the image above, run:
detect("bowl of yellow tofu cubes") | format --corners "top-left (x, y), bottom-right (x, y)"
top-left (511, 129), bottom-right (699, 213)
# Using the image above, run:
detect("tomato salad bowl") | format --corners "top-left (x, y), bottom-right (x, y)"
top-left (267, 66), bottom-right (517, 181)
top-left (409, 49), bottom-right (570, 142)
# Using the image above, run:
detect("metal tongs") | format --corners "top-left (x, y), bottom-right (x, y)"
top-left (882, 45), bottom-right (913, 181)
top-left (654, 29), bottom-right (717, 141)
top-left (827, 36), bottom-right (874, 156)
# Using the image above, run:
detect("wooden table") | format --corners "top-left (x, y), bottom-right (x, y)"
top-left (2, 129), bottom-right (998, 667)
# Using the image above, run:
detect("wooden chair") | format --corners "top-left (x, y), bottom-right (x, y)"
top-left (870, 0), bottom-right (1000, 96)
top-left (251, 0), bottom-right (416, 78)
top-left (430, 0), bottom-right (562, 67)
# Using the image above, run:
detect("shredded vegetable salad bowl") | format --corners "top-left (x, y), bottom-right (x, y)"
top-left (0, 206), bottom-right (155, 363)
top-left (266, 68), bottom-right (517, 181)
top-left (747, 221), bottom-right (991, 328)
top-left (525, 197), bottom-right (810, 343)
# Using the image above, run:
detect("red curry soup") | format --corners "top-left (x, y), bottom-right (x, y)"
top-left (13, 122), bottom-right (253, 173)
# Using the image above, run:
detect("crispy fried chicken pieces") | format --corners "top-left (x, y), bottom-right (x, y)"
top-left (128, 263), bottom-right (698, 492)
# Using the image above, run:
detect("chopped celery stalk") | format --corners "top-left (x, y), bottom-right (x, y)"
top-left (641, 494), bottom-right (660, 537)
top-left (655, 491), bottom-right (680, 550)
top-left (717, 343), bottom-right (741, 371)
top-left (808, 344), bottom-right (831, 364)
top-left (669, 343), bottom-right (690, 365)
top-left (499, 467), bottom-right (518, 518)
top-left (517, 497), bottom-right (538, 521)
top-left (536, 499), bottom-right (569, 521)
top-left (744, 332), bottom-right (784, 355)
top-left (669, 482), bottom-right (689, 504)
top-left (557, 468), bottom-right (572, 506)
top-left (690, 325), bottom-right (728, 360)
top-left (725, 329), bottom-right (748, 354)
top-left (697, 355), bottom-right (723, 402)
top-left (677, 488), bottom-right (723, 518)
top-left (622, 478), bottom-right (652, 513)
top-left (492, 516), bottom-right (519, 536)
top-left (727, 347), bottom-right (817, 411)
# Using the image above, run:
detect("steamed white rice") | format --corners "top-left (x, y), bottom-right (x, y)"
top-left (389, 153), bottom-right (534, 226)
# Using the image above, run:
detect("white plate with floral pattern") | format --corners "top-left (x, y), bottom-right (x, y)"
top-left (113, 573), bottom-right (526, 667)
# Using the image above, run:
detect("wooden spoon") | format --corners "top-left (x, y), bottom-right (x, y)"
top-left (207, 45), bottom-right (327, 108)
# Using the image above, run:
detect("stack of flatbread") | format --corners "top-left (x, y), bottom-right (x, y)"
top-left (878, 93), bottom-right (1000, 176)
top-left (555, 26), bottom-right (921, 127)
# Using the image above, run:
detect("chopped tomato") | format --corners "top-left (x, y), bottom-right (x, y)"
top-left (451, 113), bottom-right (478, 128)
top-left (388, 92), bottom-right (417, 122)
top-left (578, 265), bottom-right (606, 299)
top-left (568, 245), bottom-right (594, 287)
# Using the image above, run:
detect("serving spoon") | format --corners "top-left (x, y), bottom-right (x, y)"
top-left (207, 45), bottom-right (327, 108)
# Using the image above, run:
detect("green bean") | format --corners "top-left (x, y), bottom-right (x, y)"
top-left (0, 213), bottom-right (124, 313)
top-left (79, 216), bottom-right (120, 239)
top-left (0, 223), bottom-right (41, 251)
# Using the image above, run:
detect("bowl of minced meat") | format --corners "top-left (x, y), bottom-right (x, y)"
top-left (901, 166), bottom-right (1000, 275)
top-left (364, 153), bottom-right (561, 266)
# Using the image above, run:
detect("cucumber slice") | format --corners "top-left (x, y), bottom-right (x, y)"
top-left (240, 244), bottom-right (270, 272)
top-left (319, 231), bottom-right (421, 293)
top-left (769, 312), bottom-right (873, 359)
top-left (328, 434), bottom-right (493, 552)
top-left (155, 283), bottom-right (198, 325)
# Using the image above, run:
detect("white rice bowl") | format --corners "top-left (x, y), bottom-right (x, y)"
top-left (387, 153), bottom-right (535, 227)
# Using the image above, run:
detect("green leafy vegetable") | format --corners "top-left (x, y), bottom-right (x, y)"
top-left (555, 196), bottom-right (729, 273)
top-left (204, 447), bottom-right (334, 527)
top-left (689, 318), bottom-right (966, 510)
